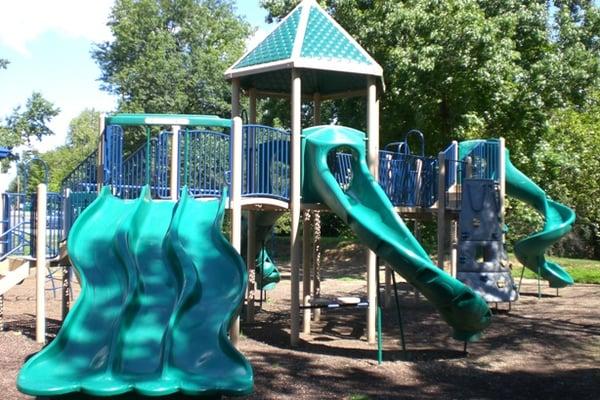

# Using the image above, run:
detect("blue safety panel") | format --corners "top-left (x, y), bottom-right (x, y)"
top-left (242, 125), bottom-right (290, 201)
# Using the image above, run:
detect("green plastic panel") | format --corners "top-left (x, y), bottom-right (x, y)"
top-left (504, 150), bottom-right (575, 288)
top-left (302, 125), bottom-right (491, 341)
top-left (105, 113), bottom-right (232, 128)
top-left (18, 186), bottom-right (252, 397)
top-left (300, 5), bottom-right (371, 65)
top-left (233, 6), bottom-right (302, 69)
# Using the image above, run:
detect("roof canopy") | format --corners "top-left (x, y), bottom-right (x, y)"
top-left (224, 0), bottom-right (383, 99)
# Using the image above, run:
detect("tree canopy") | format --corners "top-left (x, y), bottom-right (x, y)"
top-left (261, 0), bottom-right (600, 256)
top-left (0, 92), bottom-right (60, 148)
top-left (93, 0), bottom-right (251, 116)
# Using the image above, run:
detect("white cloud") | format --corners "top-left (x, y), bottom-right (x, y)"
top-left (0, 0), bottom-right (114, 56)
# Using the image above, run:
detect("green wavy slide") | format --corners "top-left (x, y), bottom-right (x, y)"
top-left (17, 186), bottom-right (252, 397)
top-left (505, 150), bottom-right (575, 288)
top-left (302, 126), bottom-right (491, 341)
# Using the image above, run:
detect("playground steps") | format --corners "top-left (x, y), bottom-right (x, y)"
top-left (0, 258), bottom-right (30, 295)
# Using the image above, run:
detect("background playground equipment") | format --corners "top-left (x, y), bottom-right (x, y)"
top-left (6, 0), bottom-right (577, 396)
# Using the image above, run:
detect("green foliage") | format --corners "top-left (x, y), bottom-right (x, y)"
top-left (261, 0), bottom-right (600, 257)
top-left (93, 0), bottom-right (251, 118)
top-left (67, 108), bottom-right (100, 148)
top-left (0, 58), bottom-right (8, 69)
top-left (38, 110), bottom-right (101, 192)
top-left (0, 92), bottom-right (60, 148)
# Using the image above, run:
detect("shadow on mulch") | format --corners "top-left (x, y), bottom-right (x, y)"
top-left (3, 314), bottom-right (62, 341)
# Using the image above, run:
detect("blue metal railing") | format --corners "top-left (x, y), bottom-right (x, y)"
top-left (242, 125), bottom-right (290, 200)
top-left (378, 151), bottom-right (438, 208)
top-left (118, 138), bottom-right (159, 199)
top-left (61, 149), bottom-right (98, 235)
top-left (103, 125), bottom-right (124, 188)
top-left (181, 129), bottom-right (231, 198)
top-left (1, 193), bottom-right (31, 259)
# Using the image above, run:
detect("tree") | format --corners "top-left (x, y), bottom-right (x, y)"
top-left (261, 0), bottom-right (600, 256)
top-left (93, 0), bottom-right (251, 117)
top-left (0, 58), bottom-right (8, 69)
top-left (1, 92), bottom-right (60, 147)
top-left (39, 109), bottom-right (102, 192)
top-left (260, 1), bottom-right (599, 156)
top-left (67, 108), bottom-right (101, 148)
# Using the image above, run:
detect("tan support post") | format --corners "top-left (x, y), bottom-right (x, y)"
top-left (36, 183), bottom-right (47, 344)
top-left (499, 138), bottom-right (506, 242)
top-left (312, 92), bottom-right (322, 321)
top-left (231, 78), bottom-right (241, 118)
top-left (230, 116), bottom-right (243, 346)
top-left (170, 125), bottom-right (180, 201)
top-left (437, 151), bottom-right (446, 270)
top-left (249, 87), bottom-right (257, 124)
top-left (302, 210), bottom-right (312, 335)
top-left (366, 76), bottom-right (379, 344)
top-left (97, 113), bottom-right (105, 191)
top-left (290, 69), bottom-right (302, 346)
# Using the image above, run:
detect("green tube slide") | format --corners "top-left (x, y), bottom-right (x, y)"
top-left (242, 211), bottom-right (282, 290)
top-left (302, 126), bottom-right (491, 341)
top-left (18, 186), bottom-right (252, 397)
top-left (504, 150), bottom-right (575, 288)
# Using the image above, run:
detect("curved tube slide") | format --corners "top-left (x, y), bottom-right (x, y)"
top-left (302, 126), bottom-right (491, 341)
top-left (505, 151), bottom-right (575, 288)
top-left (18, 186), bottom-right (252, 397)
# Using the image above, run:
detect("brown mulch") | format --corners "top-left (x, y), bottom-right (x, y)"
top-left (1, 253), bottom-right (599, 400)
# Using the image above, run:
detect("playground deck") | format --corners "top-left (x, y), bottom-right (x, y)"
top-left (1, 249), bottom-right (598, 400)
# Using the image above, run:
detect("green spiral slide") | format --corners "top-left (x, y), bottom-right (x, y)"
top-left (17, 186), bottom-right (252, 397)
top-left (302, 126), bottom-right (492, 341)
top-left (504, 150), bottom-right (575, 288)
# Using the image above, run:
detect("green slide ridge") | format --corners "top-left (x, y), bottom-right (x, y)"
top-left (504, 151), bottom-right (575, 288)
top-left (18, 186), bottom-right (252, 397)
top-left (302, 126), bottom-right (491, 341)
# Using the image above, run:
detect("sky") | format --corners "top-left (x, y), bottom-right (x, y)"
top-left (0, 0), bottom-right (271, 154)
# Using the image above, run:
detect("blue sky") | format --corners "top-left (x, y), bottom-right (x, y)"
top-left (0, 0), bottom-right (271, 153)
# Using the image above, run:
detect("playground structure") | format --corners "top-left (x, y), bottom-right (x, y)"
top-left (3, 0), bottom-right (576, 397)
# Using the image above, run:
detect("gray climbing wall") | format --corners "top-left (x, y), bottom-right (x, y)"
top-left (457, 179), bottom-right (518, 302)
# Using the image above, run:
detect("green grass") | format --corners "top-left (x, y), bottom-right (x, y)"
top-left (348, 395), bottom-right (371, 400)
top-left (509, 253), bottom-right (600, 284)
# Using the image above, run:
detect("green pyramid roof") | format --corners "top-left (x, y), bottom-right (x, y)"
top-left (225, 0), bottom-right (383, 97)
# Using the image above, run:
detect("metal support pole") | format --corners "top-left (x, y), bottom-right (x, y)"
top-left (36, 183), bottom-right (47, 344)
top-left (230, 116), bottom-right (243, 346)
top-left (302, 210), bottom-right (312, 335)
top-left (437, 151), bottom-right (446, 270)
top-left (366, 77), bottom-right (379, 344)
top-left (170, 125), bottom-right (180, 200)
top-left (290, 69), bottom-right (302, 346)
top-left (246, 211), bottom-right (256, 322)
